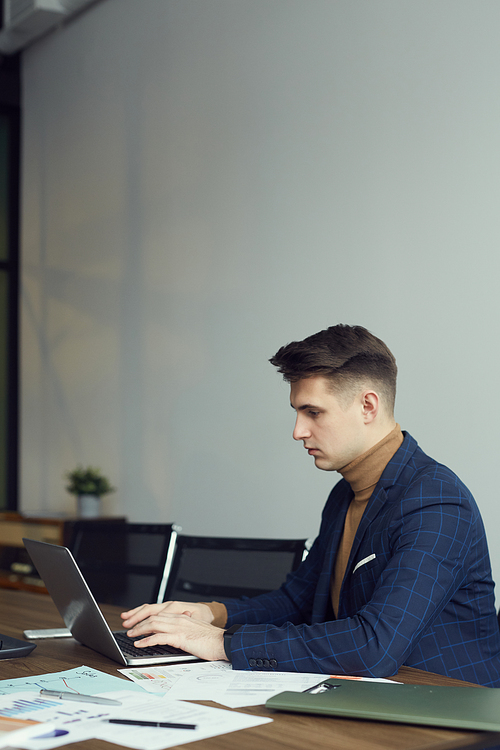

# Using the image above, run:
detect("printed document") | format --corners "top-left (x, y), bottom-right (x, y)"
top-left (0, 689), bottom-right (271, 750)
top-left (119, 662), bottom-right (396, 708)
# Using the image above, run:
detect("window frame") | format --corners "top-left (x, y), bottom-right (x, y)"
top-left (0, 100), bottom-right (20, 511)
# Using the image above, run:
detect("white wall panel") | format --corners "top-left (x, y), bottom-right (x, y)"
top-left (20, 0), bottom-right (500, 588)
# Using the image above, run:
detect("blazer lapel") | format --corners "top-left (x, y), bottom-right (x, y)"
top-left (340, 433), bottom-right (418, 597)
top-left (312, 487), bottom-right (351, 622)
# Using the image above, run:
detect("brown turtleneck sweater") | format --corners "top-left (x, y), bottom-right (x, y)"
top-left (205, 423), bottom-right (404, 628)
top-left (330, 423), bottom-right (403, 616)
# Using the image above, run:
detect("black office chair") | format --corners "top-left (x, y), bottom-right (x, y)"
top-left (162, 535), bottom-right (308, 603)
top-left (68, 522), bottom-right (179, 608)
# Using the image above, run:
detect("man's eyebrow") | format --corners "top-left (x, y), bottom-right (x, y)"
top-left (290, 402), bottom-right (321, 411)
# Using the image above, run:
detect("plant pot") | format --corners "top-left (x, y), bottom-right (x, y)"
top-left (77, 494), bottom-right (101, 518)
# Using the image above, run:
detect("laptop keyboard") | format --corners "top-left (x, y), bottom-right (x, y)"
top-left (114, 630), bottom-right (188, 657)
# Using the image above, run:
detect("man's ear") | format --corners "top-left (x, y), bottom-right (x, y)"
top-left (360, 391), bottom-right (380, 424)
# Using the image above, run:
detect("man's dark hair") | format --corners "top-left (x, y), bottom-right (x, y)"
top-left (270, 324), bottom-right (397, 413)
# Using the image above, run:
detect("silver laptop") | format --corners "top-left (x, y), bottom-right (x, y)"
top-left (23, 538), bottom-right (199, 666)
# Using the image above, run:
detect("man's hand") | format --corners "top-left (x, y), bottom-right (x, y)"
top-left (121, 601), bottom-right (214, 628)
top-left (120, 602), bottom-right (227, 662)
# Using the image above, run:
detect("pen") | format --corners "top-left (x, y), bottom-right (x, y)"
top-left (106, 719), bottom-right (197, 730)
top-left (39, 689), bottom-right (122, 706)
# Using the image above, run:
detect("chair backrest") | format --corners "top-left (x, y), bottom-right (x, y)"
top-left (68, 522), bottom-right (178, 608)
top-left (162, 535), bottom-right (307, 603)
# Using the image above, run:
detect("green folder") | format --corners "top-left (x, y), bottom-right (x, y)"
top-left (265, 679), bottom-right (500, 731)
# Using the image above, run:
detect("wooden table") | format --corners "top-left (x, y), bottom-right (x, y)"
top-left (1, 589), bottom-right (500, 750)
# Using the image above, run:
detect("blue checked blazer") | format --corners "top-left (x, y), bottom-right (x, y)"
top-left (225, 432), bottom-right (500, 686)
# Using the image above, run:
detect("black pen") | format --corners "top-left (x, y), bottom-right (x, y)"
top-left (106, 719), bottom-right (196, 730)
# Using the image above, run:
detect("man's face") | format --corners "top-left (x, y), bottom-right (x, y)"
top-left (290, 376), bottom-right (368, 472)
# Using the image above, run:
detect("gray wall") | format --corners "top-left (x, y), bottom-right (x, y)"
top-left (20, 0), bottom-right (500, 590)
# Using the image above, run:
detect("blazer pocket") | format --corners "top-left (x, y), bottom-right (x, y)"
top-left (352, 553), bottom-right (376, 574)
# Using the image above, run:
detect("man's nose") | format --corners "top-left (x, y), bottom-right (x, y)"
top-left (293, 415), bottom-right (310, 442)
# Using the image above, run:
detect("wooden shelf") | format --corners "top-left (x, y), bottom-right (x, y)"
top-left (0, 513), bottom-right (126, 593)
top-left (0, 572), bottom-right (48, 594)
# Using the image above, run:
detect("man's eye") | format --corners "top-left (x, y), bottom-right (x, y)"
top-left (308, 410), bottom-right (319, 417)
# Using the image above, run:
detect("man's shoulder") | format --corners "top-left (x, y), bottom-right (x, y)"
top-left (385, 431), bottom-right (474, 502)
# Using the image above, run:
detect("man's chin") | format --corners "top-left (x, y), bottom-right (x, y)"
top-left (313, 457), bottom-right (336, 471)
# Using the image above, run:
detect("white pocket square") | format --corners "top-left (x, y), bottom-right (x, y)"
top-left (353, 553), bottom-right (376, 574)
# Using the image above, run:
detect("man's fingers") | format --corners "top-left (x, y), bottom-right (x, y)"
top-left (121, 603), bottom-right (162, 627)
top-left (120, 603), bottom-right (148, 618)
top-left (128, 614), bottom-right (189, 650)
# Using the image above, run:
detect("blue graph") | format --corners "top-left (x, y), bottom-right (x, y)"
top-left (0, 696), bottom-right (60, 717)
top-left (0, 665), bottom-right (144, 698)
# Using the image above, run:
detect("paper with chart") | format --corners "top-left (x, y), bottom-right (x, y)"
top-left (0, 689), bottom-right (108, 749)
top-left (0, 666), bottom-right (146, 697)
top-left (119, 661), bottom-right (234, 698)
top-left (0, 688), bottom-right (271, 750)
top-left (120, 662), bottom-right (326, 707)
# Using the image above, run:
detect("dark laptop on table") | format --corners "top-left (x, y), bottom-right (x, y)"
top-left (23, 538), bottom-right (199, 666)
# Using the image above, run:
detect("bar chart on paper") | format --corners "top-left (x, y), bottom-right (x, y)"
top-left (0, 695), bottom-right (60, 717)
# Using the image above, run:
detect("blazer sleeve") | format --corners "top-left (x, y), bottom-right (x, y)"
top-left (223, 484), bottom-right (349, 628)
top-left (227, 473), bottom-right (478, 676)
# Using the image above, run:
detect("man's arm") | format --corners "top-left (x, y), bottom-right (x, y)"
top-left (119, 521), bottom-right (330, 660)
top-left (119, 547), bottom-right (323, 660)
top-left (227, 478), bottom-right (483, 676)
top-left (121, 475), bottom-right (491, 678)
top-left (119, 489), bottom-right (341, 660)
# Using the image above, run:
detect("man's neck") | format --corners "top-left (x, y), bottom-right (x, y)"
top-left (356, 418), bottom-right (397, 462)
top-left (339, 423), bottom-right (403, 496)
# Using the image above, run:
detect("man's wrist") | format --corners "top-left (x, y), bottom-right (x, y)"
top-left (223, 624), bottom-right (241, 662)
top-left (203, 601), bottom-right (228, 628)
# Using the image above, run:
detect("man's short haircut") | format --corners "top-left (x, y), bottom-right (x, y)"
top-left (269, 324), bottom-right (397, 413)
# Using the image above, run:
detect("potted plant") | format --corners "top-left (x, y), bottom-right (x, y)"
top-left (65, 466), bottom-right (116, 518)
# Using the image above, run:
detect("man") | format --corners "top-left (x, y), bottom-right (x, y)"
top-left (122, 325), bottom-right (500, 685)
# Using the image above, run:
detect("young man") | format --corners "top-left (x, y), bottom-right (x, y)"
top-left (122, 325), bottom-right (500, 685)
